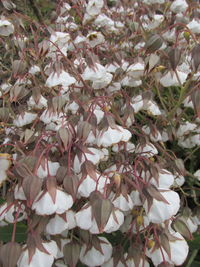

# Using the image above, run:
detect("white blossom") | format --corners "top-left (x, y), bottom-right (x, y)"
top-left (0, 154), bottom-right (11, 185)
top-left (17, 241), bottom-right (58, 267)
top-left (160, 71), bottom-right (187, 87)
top-left (82, 63), bottom-right (113, 89)
top-left (187, 19), bottom-right (200, 34)
top-left (0, 18), bottom-right (14, 36)
top-left (32, 189), bottom-right (73, 215)
top-left (80, 237), bottom-right (112, 267)
top-left (144, 190), bottom-right (180, 223)
top-left (13, 112), bottom-right (37, 127)
top-left (170, 0), bottom-right (188, 13)
top-left (97, 126), bottom-right (132, 147)
top-left (147, 232), bottom-right (189, 266)
top-left (46, 70), bottom-right (76, 88)
top-left (46, 210), bottom-right (76, 235)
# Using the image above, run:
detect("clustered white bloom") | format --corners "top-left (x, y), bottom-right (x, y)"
top-left (0, 0), bottom-right (200, 267)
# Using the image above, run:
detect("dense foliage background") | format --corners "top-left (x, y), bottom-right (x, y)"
top-left (0, 0), bottom-right (200, 266)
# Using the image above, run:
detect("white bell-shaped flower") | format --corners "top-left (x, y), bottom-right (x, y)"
top-left (13, 112), bottom-right (37, 127)
top-left (17, 241), bottom-right (58, 267)
top-left (36, 160), bottom-right (60, 179)
top-left (97, 126), bottom-right (132, 147)
top-left (127, 62), bottom-right (144, 79)
top-left (46, 210), bottom-right (76, 235)
top-left (0, 19), bottom-right (14, 36)
top-left (75, 204), bottom-right (124, 234)
top-left (187, 19), bottom-right (200, 34)
top-left (32, 189), bottom-right (73, 215)
top-left (86, 0), bottom-right (104, 16)
top-left (80, 237), bottom-right (112, 267)
top-left (150, 169), bottom-right (175, 189)
top-left (82, 63), bottom-right (113, 89)
top-left (146, 232), bottom-right (189, 266)
top-left (160, 71), bottom-right (187, 87)
top-left (78, 173), bottom-right (109, 198)
top-left (46, 70), bottom-right (76, 88)
top-left (89, 208), bottom-right (124, 234)
top-left (0, 154), bottom-right (11, 185)
top-left (111, 193), bottom-right (134, 212)
top-left (73, 147), bottom-right (105, 173)
top-left (144, 189), bottom-right (180, 223)
top-left (27, 95), bottom-right (47, 109)
top-left (135, 143), bottom-right (158, 157)
top-left (75, 205), bottom-right (93, 230)
top-left (130, 95), bottom-right (144, 113)
top-left (170, 0), bottom-right (188, 13)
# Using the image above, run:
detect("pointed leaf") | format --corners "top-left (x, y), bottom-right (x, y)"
top-left (63, 241), bottom-right (81, 267)
top-left (146, 185), bottom-right (169, 204)
top-left (172, 217), bottom-right (193, 240)
top-left (91, 193), bottom-right (113, 232)
top-left (22, 175), bottom-right (42, 206)
top-left (160, 233), bottom-right (171, 259)
top-left (0, 242), bottom-right (22, 267)
top-left (46, 177), bottom-right (57, 203)
top-left (63, 174), bottom-right (79, 201)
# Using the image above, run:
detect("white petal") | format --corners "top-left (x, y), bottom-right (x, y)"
top-left (75, 205), bottom-right (93, 230)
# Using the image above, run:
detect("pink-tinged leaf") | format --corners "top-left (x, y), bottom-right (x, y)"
top-left (52, 96), bottom-right (66, 113)
top-left (38, 40), bottom-right (49, 57)
top-left (27, 233), bottom-right (50, 264)
top-left (12, 60), bottom-right (27, 77)
top-left (145, 34), bottom-right (163, 54)
top-left (77, 121), bottom-right (92, 141)
top-left (174, 158), bottom-right (185, 175)
top-left (27, 235), bottom-right (37, 264)
top-left (34, 235), bottom-right (51, 255)
top-left (22, 175), bottom-right (42, 206)
top-left (91, 236), bottom-right (104, 255)
top-left (0, 242), bottom-right (22, 267)
top-left (46, 177), bottom-right (57, 203)
top-left (192, 44), bottom-right (200, 71)
top-left (63, 241), bottom-right (81, 267)
top-left (90, 192), bottom-right (113, 232)
top-left (146, 185), bottom-right (169, 204)
top-left (57, 127), bottom-right (72, 150)
top-left (83, 160), bottom-right (97, 180)
top-left (32, 87), bottom-right (41, 105)
top-left (63, 174), bottom-right (79, 201)
top-left (56, 166), bottom-right (67, 184)
top-left (171, 217), bottom-right (193, 240)
top-left (160, 233), bottom-right (171, 259)
top-left (106, 115), bottom-right (118, 129)
top-left (15, 162), bottom-right (32, 178)
top-left (128, 244), bottom-right (143, 266)
top-left (168, 48), bottom-right (181, 71)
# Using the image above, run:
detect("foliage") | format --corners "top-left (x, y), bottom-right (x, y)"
top-left (0, 0), bottom-right (200, 266)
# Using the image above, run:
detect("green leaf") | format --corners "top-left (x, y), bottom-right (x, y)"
top-left (0, 223), bottom-right (27, 243)
top-left (188, 234), bottom-right (200, 250)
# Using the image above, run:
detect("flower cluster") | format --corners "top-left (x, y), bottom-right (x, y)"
top-left (0, 0), bottom-right (200, 266)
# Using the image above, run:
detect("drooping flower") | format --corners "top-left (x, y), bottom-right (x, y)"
top-left (144, 189), bottom-right (180, 223)
top-left (17, 241), bottom-right (58, 267)
top-left (79, 236), bottom-right (112, 267)
top-left (146, 231), bottom-right (189, 266)
top-left (32, 189), bottom-right (73, 215)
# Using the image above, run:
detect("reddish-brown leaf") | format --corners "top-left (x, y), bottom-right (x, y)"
top-left (0, 242), bottom-right (22, 267)
top-left (46, 177), bottom-right (57, 203)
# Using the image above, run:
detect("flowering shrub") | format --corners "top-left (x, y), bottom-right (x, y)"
top-left (0, 0), bottom-right (200, 266)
